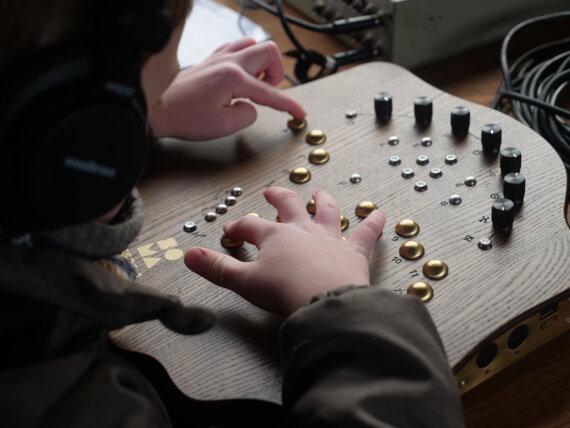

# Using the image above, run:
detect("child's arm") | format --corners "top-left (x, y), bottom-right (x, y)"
top-left (149, 37), bottom-right (306, 141)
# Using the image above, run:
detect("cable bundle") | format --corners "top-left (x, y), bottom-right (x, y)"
top-left (493, 12), bottom-right (570, 166)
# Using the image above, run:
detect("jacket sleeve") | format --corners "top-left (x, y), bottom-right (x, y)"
top-left (280, 286), bottom-right (465, 427)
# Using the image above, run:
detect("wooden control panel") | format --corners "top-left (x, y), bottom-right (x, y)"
top-left (114, 62), bottom-right (570, 402)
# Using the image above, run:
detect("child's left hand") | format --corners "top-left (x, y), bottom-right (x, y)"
top-left (149, 37), bottom-right (306, 140)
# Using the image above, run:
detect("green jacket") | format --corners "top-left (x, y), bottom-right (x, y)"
top-left (0, 245), bottom-right (465, 427)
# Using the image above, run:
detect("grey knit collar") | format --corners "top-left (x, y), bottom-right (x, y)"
top-left (1, 189), bottom-right (144, 260)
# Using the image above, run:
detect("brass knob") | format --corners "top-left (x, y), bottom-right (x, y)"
top-left (340, 215), bottom-right (349, 231)
top-left (395, 219), bottom-right (420, 237)
top-left (407, 282), bottom-right (434, 302)
top-left (306, 199), bottom-right (316, 214)
top-left (290, 167), bottom-right (312, 184)
top-left (287, 117), bottom-right (307, 131)
top-left (423, 260), bottom-right (449, 279)
top-left (308, 148), bottom-right (330, 164)
top-left (399, 241), bottom-right (425, 260)
top-left (305, 129), bottom-right (327, 145)
top-left (355, 201), bottom-right (378, 218)
top-left (221, 234), bottom-right (244, 249)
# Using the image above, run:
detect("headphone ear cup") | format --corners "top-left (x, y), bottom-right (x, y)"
top-left (0, 52), bottom-right (148, 230)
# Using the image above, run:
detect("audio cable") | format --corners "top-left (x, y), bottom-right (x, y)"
top-left (492, 12), bottom-right (570, 165)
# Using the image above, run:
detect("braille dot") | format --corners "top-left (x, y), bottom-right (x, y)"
top-left (225, 196), bottom-right (237, 206)
top-left (345, 109), bottom-right (357, 119)
top-left (478, 238), bottom-right (493, 250)
top-left (388, 136), bottom-right (399, 145)
top-left (416, 155), bottom-right (429, 165)
top-left (429, 168), bottom-right (442, 178)
top-left (350, 173), bottom-right (362, 183)
top-left (402, 168), bottom-right (414, 178)
top-left (389, 155), bottom-right (401, 166)
top-left (449, 195), bottom-right (462, 205)
top-left (205, 212), bottom-right (217, 222)
top-left (183, 221), bottom-right (197, 233)
top-left (287, 117), bottom-right (307, 131)
top-left (289, 167), bottom-right (312, 184)
top-left (421, 137), bottom-right (433, 147)
top-left (215, 204), bottom-right (228, 214)
top-left (355, 201), bottom-right (378, 218)
top-left (231, 187), bottom-right (243, 197)
top-left (414, 181), bottom-right (428, 192)
top-left (464, 176), bottom-right (477, 186)
top-left (445, 154), bottom-right (458, 165)
top-left (305, 130), bottom-right (327, 145)
top-left (308, 148), bottom-right (330, 165)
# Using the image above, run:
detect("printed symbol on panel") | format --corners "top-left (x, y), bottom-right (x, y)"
top-left (137, 237), bottom-right (184, 269)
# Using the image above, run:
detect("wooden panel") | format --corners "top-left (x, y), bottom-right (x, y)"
top-left (113, 62), bottom-right (570, 403)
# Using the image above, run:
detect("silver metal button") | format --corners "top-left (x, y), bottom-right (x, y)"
top-left (449, 195), bottom-right (462, 205)
top-left (389, 155), bottom-right (401, 166)
top-left (205, 212), bottom-right (217, 222)
top-left (231, 187), bottom-right (243, 197)
top-left (478, 237), bottom-right (493, 250)
top-left (421, 137), bottom-right (433, 147)
top-left (445, 154), bottom-right (458, 165)
top-left (464, 176), bottom-right (477, 186)
top-left (417, 155), bottom-right (429, 165)
top-left (183, 221), bottom-right (197, 233)
top-left (388, 136), bottom-right (399, 145)
top-left (414, 181), bottom-right (428, 192)
top-left (429, 168), bottom-right (442, 178)
top-left (402, 168), bottom-right (414, 179)
top-left (349, 173), bottom-right (362, 183)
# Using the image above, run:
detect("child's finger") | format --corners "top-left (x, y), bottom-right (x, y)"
top-left (313, 189), bottom-right (342, 235)
top-left (348, 209), bottom-right (387, 255)
top-left (212, 37), bottom-right (256, 55)
top-left (232, 73), bottom-right (306, 119)
top-left (223, 215), bottom-right (277, 248)
top-left (184, 247), bottom-right (246, 289)
top-left (231, 41), bottom-right (285, 86)
top-left (263, 187), bottom-right (309, 223)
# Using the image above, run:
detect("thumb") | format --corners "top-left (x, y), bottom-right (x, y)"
top-left (184, 247), bottom-right (244, 288)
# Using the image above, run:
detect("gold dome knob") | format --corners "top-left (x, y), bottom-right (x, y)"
top-left (308, 148), bottom-right (330, 165)
top-left (355, 201), bottom-right (378, 218)
top-left (407, 282), bottom-right (434, 302)
top-left (305, 129), bottom-right (327, 145)
top-left (423, 260), bottom-right (449, 279)
top-left (287, 117), bottom-right (307, 131)
top-left (306, 199), bottom-right (316, 214)
top-left (399, 241), bottom-right (425, 260)
top-left (340, 215), bottom-right (349, 231)
top-left (221, 234), bottom-right (244, 249)
top-left (395, 219), bottom-right (420, 237)
top-left (289, 167), bottom-right (312, 184)
top-left (246, 212), bottom-right (261, 217)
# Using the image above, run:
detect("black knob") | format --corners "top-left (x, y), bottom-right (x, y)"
top-left (414, 96), bottom-right (432, 128)
top-left (374, 92), bottom-right (392, 124)
top-left (451, 106), bottom-right (470, 138)
top-left (481, 124), bottom-right (502, 155)
top-left (500, 147), bottom-right (522, 175)
top-left (492, 198), bottom-right (515, 231)
top-left (503, 172), bottom-right (526, 206)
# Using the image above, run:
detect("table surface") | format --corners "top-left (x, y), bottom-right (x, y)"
top-left (207, 2), bottom-right (570, 426)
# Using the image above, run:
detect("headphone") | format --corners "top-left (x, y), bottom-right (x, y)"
top-left (0, 0), bottom-right (172, 230)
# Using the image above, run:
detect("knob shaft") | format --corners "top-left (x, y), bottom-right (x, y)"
top-left (503, 172), bottom-right (526, 206)
top-left (374, 92), bottom-right (392, 124)
top-left (482, 124), bottom-right (502, 154)
top-left (414, 96), bottom-right (432, 128)
top-left (451, 106), bottom-right (470, 138)
top-left (500, 147), bottom-right (522, 175)
top-left (492, 198), bottom-right (515, 231)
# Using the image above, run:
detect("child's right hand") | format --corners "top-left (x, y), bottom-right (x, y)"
top-left (184, 187), bottom-right (386, 316)
top-left (149, 37), bottom-right (306, 141)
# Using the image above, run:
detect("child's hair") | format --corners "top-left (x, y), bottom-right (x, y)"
top-left (0, 0), bottom-right (193, 69)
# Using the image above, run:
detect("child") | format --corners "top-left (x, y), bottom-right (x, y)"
top-left (0, 0), bottom-right (465, 426)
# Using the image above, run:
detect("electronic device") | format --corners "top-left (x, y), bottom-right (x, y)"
top-left (0, 1), bottom-right (171, 230)
top-left (283, 0), bottom-right (569, 68)
top-left (115, 61), bottom-right (570, 401)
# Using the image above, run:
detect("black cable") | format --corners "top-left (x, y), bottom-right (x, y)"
top-left (493, 11), bottom-right (570, 165)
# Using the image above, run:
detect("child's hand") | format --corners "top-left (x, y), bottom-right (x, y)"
top-left (149, 37), bottom-right (306, 140)
top-left (184, 187), bottom-right (386, 316)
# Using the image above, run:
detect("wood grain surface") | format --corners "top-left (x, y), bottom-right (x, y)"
top-left (113, 61), bottom-right (570, 407)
